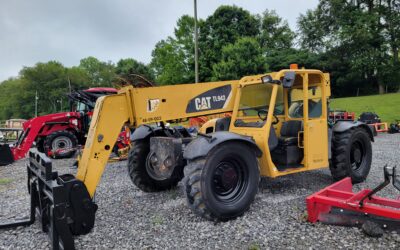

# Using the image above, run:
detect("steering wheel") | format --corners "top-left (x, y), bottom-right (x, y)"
top-left (257, 109), bottom-right (279, 125)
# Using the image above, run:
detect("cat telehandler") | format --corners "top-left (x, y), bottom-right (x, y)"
top-left (0, 66), bottom-right (374, 249)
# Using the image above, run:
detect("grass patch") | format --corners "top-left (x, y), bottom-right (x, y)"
top-left (167, 189), bottom-right (179, 200)
top-left (0, 178), bottom-right (12, 185)
top-left (248, 242), bottom-right (261, 250)
top-left (151, 215), bottom-right (164, 226)
top-left (330, 92), bottom-right (400, 122)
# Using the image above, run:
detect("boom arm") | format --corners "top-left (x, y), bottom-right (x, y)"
top-left (75, 93), bottom-right (132, 196)
top-left (75, 80), bottom-right (239, 197)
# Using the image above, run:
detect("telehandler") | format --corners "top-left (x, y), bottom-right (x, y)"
top-left (0, 66), bottom-right (374, 249)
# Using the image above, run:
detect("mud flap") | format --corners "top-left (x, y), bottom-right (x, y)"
top-left (0, 144), bottom-right (14, 166)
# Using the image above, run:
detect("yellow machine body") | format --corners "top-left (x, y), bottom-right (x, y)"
top-left (75, 69), bottom-right (331, 197)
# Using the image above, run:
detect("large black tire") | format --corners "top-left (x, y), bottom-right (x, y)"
top-left (43, 130), bottom-right (78, 159)
top-left (127, 140), bottom-right (183, 192)
top-left (330, 127), bottom-right (372, 183)
top-left (184, 142), bottom-right (260, 221)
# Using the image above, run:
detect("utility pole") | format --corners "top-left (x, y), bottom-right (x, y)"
top-left (194, 0), bottom-right (199, 83)
top-left (35, 90), bottom-right (38, 117)
top-left (68, 76), bottom-right (72, 93)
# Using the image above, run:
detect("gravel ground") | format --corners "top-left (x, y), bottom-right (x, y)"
top-left (1, 133), bottom-right (400, 249)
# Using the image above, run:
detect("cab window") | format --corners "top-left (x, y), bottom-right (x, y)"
top-left (288, 86), bottom-right (322, 118)
top-left (76, 102), bottom-right (89, 112)
top-left (234, 84), bottom-right (283, 128)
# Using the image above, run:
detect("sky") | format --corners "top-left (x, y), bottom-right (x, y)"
top-left (0, 0), bottom-right (319, 81)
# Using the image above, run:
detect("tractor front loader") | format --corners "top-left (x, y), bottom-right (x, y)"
top-left (0, 88), bottom-right (130, 166)
top-left (0, 67), bottom-right (374, 249)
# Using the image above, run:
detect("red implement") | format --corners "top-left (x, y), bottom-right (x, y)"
top-left (307, 166), bottom-right (400, 230)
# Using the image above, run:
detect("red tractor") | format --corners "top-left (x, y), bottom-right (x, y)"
top-left (0, 87), bottom-right (130, 166)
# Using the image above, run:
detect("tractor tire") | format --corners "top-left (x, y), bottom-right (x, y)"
top-left (127, 139), bottom-right (183, 192)
top-left (184, 142), bottom-right (259, 221)
top-left (330, 127), bottom-right (372, 183)
top-left (43, 131), bottom-right (78, 159)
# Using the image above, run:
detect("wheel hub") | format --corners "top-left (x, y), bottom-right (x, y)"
top-left (145, 153), bottom-right (172, 181)
top-left (351, 140), bottom-right (365, 170)
top-left (220, 166), bottom-right (238, 190)
top-left (353, 148), bottom-right (362, 163)
top-left (212, 160), bottom-right (246, 202)
top-left (52, 136), bottom-right (72, 150)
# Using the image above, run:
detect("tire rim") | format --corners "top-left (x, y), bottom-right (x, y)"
top-left (145, 152), bottom-right (169, 181)
top-left (350, 140), bottom-right (366, 171)
top-left (52, 136), bottom-right (73, 151)
top-left (211, 157), bottom-right (248, 203)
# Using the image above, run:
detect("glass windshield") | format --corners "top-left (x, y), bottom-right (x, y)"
top-left (234, 84), bottom-right (283, 128)
top-left (76, 102), bottom-right (89, 112)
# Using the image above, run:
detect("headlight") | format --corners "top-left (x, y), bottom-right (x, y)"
top-left (70, 119), bottom-right (78, 126)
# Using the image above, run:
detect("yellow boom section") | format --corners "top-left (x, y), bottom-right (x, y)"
top-left (76, 80), bottom-right (239, 197)
top-left (75, 93), bottom-right (132, 196)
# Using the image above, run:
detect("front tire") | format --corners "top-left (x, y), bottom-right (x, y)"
top-left (330, 127), bottom-right (372, 183)
top-left (127, 139), bottom-right (183, 192)
top-left (184, 142), bottom-right (260, 221)
top-left (43, 131), bottom-right (78, 159)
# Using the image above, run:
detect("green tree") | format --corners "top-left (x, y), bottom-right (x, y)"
top-left (20, 61), bottom-right (71, 115)
top-left (115, 58), bottom-right (154, 83)
top-left (212, 37), bottom-right (267, 80)
top-left (199, 5), bottom-right (259, 81)
top-left (259, 9), bottom-right (306, 73)
top-left (150, 15), bottom-right (196, 84)
top-left (66, 66), bottom-right (91, 90)
top-left (79, 56), bottom-right (115, 86)
top-left (265, 49), bottom-right (320, 72)
top-left (0, 78), bottom-right (28, 119)
top-left (259, 10), bottom-right (295, 52)
top-left (298, 0), bottom-right (400, 94)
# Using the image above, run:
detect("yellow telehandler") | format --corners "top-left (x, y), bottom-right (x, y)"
top-left (0, 66), bottom-right (374, 249)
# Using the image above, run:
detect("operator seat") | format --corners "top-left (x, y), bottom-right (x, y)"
top-left (268, 126), bottom-right (279, 151)
top-left (271, 120), bottom-right (304, 168)
top-left (279, 120), bottom-right (303, 146)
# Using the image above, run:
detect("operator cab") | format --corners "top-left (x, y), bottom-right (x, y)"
top-left (270, 69), bottom-right (327, 171)
top-left (207, 66), bottom-right (328, 173)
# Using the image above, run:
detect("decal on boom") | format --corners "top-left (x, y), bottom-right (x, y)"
top-left (186, 85), bottom-right (231, 113)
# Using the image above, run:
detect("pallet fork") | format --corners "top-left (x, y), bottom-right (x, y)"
top-left (307, 166), bottom-right (400, 234)
top-left (0, 149), bottom-right (97, 250)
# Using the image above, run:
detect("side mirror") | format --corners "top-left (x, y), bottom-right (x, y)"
top-left (282, 71), bottom-right (296, 88)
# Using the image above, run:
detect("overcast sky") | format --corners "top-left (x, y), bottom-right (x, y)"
top-left (0, 0), bottom-right (318, 81)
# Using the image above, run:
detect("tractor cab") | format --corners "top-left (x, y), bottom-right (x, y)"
top-left (68, 88), bottom-right (118, 133)
top-left (207, 66), bottom-right (330, 178)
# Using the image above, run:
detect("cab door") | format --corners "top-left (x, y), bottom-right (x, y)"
top-left (302, 73), bottom-right (329, 169)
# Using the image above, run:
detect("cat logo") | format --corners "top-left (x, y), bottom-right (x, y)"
top-left (195, 97), bottom-right (211, 110)
top-left (186, 85), bottom-right (231, 113)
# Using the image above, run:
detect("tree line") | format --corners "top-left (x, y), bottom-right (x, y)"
top-left (1, 1), bottom-right (399, 120)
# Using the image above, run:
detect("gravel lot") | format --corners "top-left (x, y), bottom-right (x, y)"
top-left (1, 133), bottom-right (400, 249)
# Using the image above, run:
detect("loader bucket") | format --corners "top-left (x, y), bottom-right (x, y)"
top-left (0, 144), bottom-right (14, 166)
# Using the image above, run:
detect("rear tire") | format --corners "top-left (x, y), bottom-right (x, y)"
top-left (127, 139), bottom-right (183, 192)
top-left (330, 127), bottom-right (372, 183)
top-left (184, 142), bottom-right (259, 221)
top-left (43, 131), bottom-right (78, 159)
